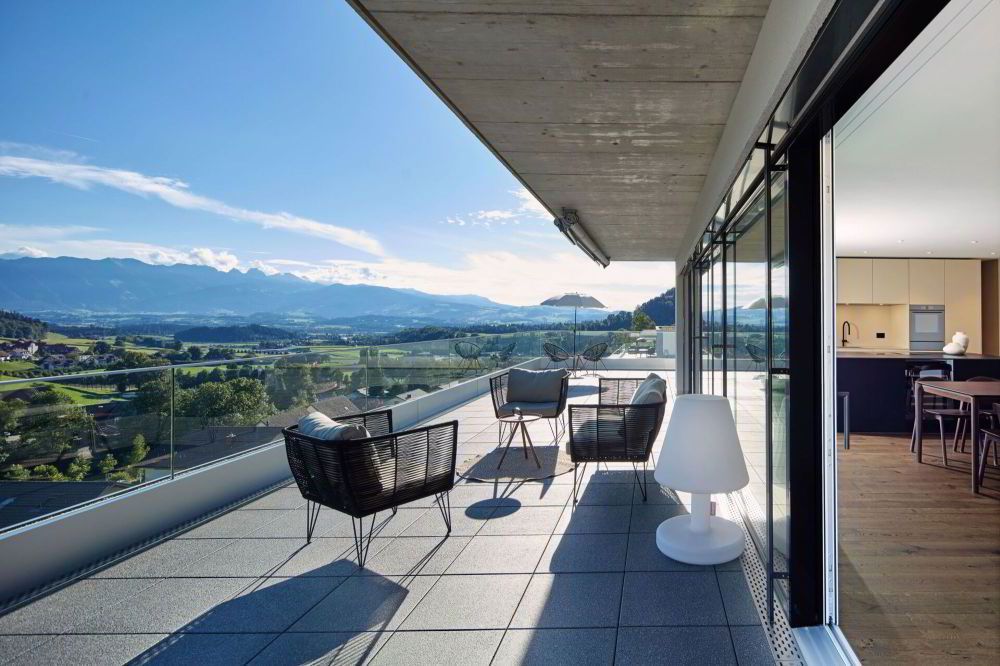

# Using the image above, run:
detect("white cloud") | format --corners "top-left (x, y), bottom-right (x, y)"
top-left (6, 245), bottom-right (48, 258)
top-left (475, 209), bottom-right (517, 220)
top-left (0, 153), bottom-right (385, 256)
top-left (511, 187), bottom-right (550, 219)
top-left (251, 252), bottom-right (673, 311)
top-left (0, 223), bottom-right (104, 239)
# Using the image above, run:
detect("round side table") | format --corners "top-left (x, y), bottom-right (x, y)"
top-left (497, 413), bottom-right (542, 469)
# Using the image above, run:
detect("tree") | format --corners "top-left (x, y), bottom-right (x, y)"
top-left (32, 464), bottom-right (64, 481)
top-left (99, 454), bottom-right (118, 477)
top-left (224, 378), bottom-right (274, 425)
top-left (267, 364), bottom-right (316, 410)
top-left (4, 464), bottom-right (29, 480)
top-left (171, 339), bottom-right (184, 351)
top-left (0, 398), bottom-right (24, 435)
top-left (67, 456), bottom-right (92, 481)
top-left (127, 434), bottom-right (149, 467)
top-left (632, 308), bottom-right (655, 331)
top-left (17, 388), bottom-right (93, 462)
top-left (92, 340), bottom-right (112, 354)
top-left (188, 345), bottom-right (204, 361)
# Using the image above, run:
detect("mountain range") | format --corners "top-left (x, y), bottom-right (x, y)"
top-left (0, 256), bottom-right (614, 324)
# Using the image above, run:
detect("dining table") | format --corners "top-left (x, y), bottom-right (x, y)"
top-left (914, 380), bottom-right (1000, 493)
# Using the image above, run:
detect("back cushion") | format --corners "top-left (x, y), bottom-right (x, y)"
top-left (507, 368), bottom-right (567, 403)
top-left (299, 412), bottom-right (370, 441)
top-left (630, 374), bottom-right (666, 405)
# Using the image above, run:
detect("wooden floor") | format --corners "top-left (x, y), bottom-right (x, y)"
top-left (838, 434), bottom-right (1000, 664)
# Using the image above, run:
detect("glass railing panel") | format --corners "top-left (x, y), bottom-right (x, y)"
top-left (0, 367), bottom-right (172, 531)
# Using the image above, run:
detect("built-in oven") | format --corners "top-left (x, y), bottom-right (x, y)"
top-left (909, 304), bottom-right (945, 351)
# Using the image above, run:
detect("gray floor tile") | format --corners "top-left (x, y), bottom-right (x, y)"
top-left (185, 576), bottom-right (346, 633)
top-left (478, 506), bottom-right (564, 535)
top-left (573, 483), bottom-right (635, 506)
top-left (715, 556), bottom-right (745, 572)
top-left (446, 535), bottom-right (550, 574)
top-left (503, 482), bottom-right (573, 506)
top-left (555, 505), bottom-right (631, 534)
top-left (370, 629), bottom-right (505, 665)
top-left (637, 484), bottom-right (683, 505)
top-left (494, 627), bottom-right (617, 666)
top-left (359, 536), bottom-right (471, 576)
top-left (4, 633), bottom-right (164, 666)
top-left (178, 509), bottom-right (290, 539)
top-left (718, 572), bottom-right (761, 626)
top-left (431, 484), bottom-right (520, 508)
top-left (324, 508), bottom-right (425, 539)
top-left (730, 625), bottom-right (777, 665)
top-left (0, 578), bottom-right (152, 634)
top-left (628, 503), bottom-right (687, 533)
top-left (249, 506), bottom-right (345, 538)
top-left (510, 573), bottom-right (623, 628)
top-left (72, 577), bottom-right (252, 634)
top-left (290, 575), bottom-right (438, 633)
top-left (536, 533), bottom-right (628, 573)
top-left (625, 533), bottom-right (711, 572)
top-left (183, 538), bottom-right (305, 577)
top-left (399, 506), bottom-right (494, 537)
top-left (248, 631), bottom-right (389, 666)
top-left (92, 539), bottom-right (233, 579)
top-left (132, 632), bottom-right (278, 665)
top-left (238, 486), bottom-right (304, 510)
top-left (615, 626), bottom-right (738, 665)
top-left (620, 572), bottom-right (728, 626)
top-left (399, 574), bottom-right (531, 630)
top-left (269, 538), bottom-right (371, 577)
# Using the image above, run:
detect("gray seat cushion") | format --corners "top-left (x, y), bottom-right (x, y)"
top-left (507, 368), bottom-right (566, 403)
top-left (298, 412), bottom-right (370, 440)
top-left (498, 401), bottom-right (561, 418)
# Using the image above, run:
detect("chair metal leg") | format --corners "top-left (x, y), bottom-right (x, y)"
top-left (351, 514), bottom-right (377, 567)
top-left (436, 492), bottom-right (452, 534)
top-left (572, 462), bottom-right (587, 504)
top-left (632, 461), bottom-right (649, 502)
top-left (391, 506), bottom-right (398, 516)
top-left (305, 500), bottom-right (321, 543)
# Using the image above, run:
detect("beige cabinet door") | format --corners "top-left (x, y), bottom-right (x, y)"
top-left (945, 259), bottom-right (982, 354)
top-left (909, 259), bottom-right (945, 305)
top-left (837, 258), bottom-right (873, 304)
top-left (872, 259), bottom-right (909, 304)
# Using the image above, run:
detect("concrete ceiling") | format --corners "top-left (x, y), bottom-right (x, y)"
top-left (351, 0), bottom-right (770, 261)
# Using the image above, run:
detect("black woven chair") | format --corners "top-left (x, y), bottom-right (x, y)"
top-left (454, 341), bottom-right (482, 372)
top-left (567, 377), bottom-right (667, 503)
top-left (490, 370), bottom-right (570, 445)
top-left (491, 342), bottom-right (517, 369)
top-left (745, 342), bottom-right (766, 372)
top-left (579, 342), bottom-right (610, 375)
top-left (283, 408), bottom-right (458, 566)
top-left (542, 342), bottom-right (573, 370)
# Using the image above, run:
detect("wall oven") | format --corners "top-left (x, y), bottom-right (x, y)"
top-left (909, 305), bottom-right (945, 351)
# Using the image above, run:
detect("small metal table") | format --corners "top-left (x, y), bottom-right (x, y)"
top-left (496, 413), bottom-right (542, 469)
top-left (915, 380), bottom-right (1000, 494)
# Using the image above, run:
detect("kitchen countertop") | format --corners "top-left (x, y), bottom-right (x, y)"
top-left (837, 348), bottom-right (1000, 360)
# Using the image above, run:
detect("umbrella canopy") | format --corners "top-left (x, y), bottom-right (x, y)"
top-left (540, 293), bottom-right (606, 356)
top-left (541, 293), bottom-right (606, 309)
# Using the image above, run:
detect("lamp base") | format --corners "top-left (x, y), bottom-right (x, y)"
top-left (656, 515), bottom-right (745, 565)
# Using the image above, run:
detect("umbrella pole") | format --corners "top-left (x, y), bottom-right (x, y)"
top-left (573, 306), bottom-right (578, 357)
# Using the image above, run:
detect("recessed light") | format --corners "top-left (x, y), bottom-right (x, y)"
top-left (971, 240), bottom-right (979, 244)
top-left (862, 250), bottom-right (869, 254)
top-left (926, 251), bottom-right (933, 255)
top-left (896, 239), bottom-right (904, 244)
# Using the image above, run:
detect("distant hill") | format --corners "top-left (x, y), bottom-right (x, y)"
top-left (638, 288), bottom-right (676, 326)
top-left (0, 256), bottom-right (611, 325)
top-left (0, 310), bottom-right (48, 339)
top-left (175, 324), bottom-right (298, 343)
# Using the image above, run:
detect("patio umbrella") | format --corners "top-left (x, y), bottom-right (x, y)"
top-left (540, 292), bottom-right (606, 355)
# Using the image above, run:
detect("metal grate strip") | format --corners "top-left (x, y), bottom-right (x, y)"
top-left (727, 495), bottom-right (805, 665)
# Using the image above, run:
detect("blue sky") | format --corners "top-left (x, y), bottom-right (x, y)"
top-left (0, 0), bottom-right (672, 310)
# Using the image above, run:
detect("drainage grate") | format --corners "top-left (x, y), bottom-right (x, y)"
top-left (727, 495), bottom-right (804, 665)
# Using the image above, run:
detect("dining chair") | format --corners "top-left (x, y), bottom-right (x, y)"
top-left (977, 402), bottom-right (1000, 486)
top-left (952, 376), bottom-right (1000, 453)
top-left (907, 363), bottom-right (955, 459)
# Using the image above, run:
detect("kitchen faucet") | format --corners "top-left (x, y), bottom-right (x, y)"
top-left (841, 320), bottom-right (854, 347)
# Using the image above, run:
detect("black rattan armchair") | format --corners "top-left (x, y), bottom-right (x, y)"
top-left (542, 342), bottom-right (573, 370)
top-left (491, 342), bottom-right (517, 369)
top-left (283, 408), bottom-right (458, 566)
top-left (568, 377), bottom-right (667, 503)
top-left (579, 342), bottom-right (610, 375)
top-left (454, 341), bottom-right (482, 372)
top-left (490, 370), bottom-right (570, 444)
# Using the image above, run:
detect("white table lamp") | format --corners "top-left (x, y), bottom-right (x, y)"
top-left (654, 394), bottom-right (749, 565)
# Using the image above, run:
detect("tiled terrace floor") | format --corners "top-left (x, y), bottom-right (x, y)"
top-left (0, 372), bottom-right (776, 665)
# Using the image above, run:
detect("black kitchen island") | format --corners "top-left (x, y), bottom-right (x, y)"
top-left (837, 350), bottom-right (1000, 434)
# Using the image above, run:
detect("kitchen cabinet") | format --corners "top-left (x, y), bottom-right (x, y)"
top-left (945, 259), bottom-right (982, 353)
top-left (872, 259), bottom-right (909, 304)
top-left (837, 258), bottom-right (872, 304)
top-left (909, 259), bottom-right (945, 305)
